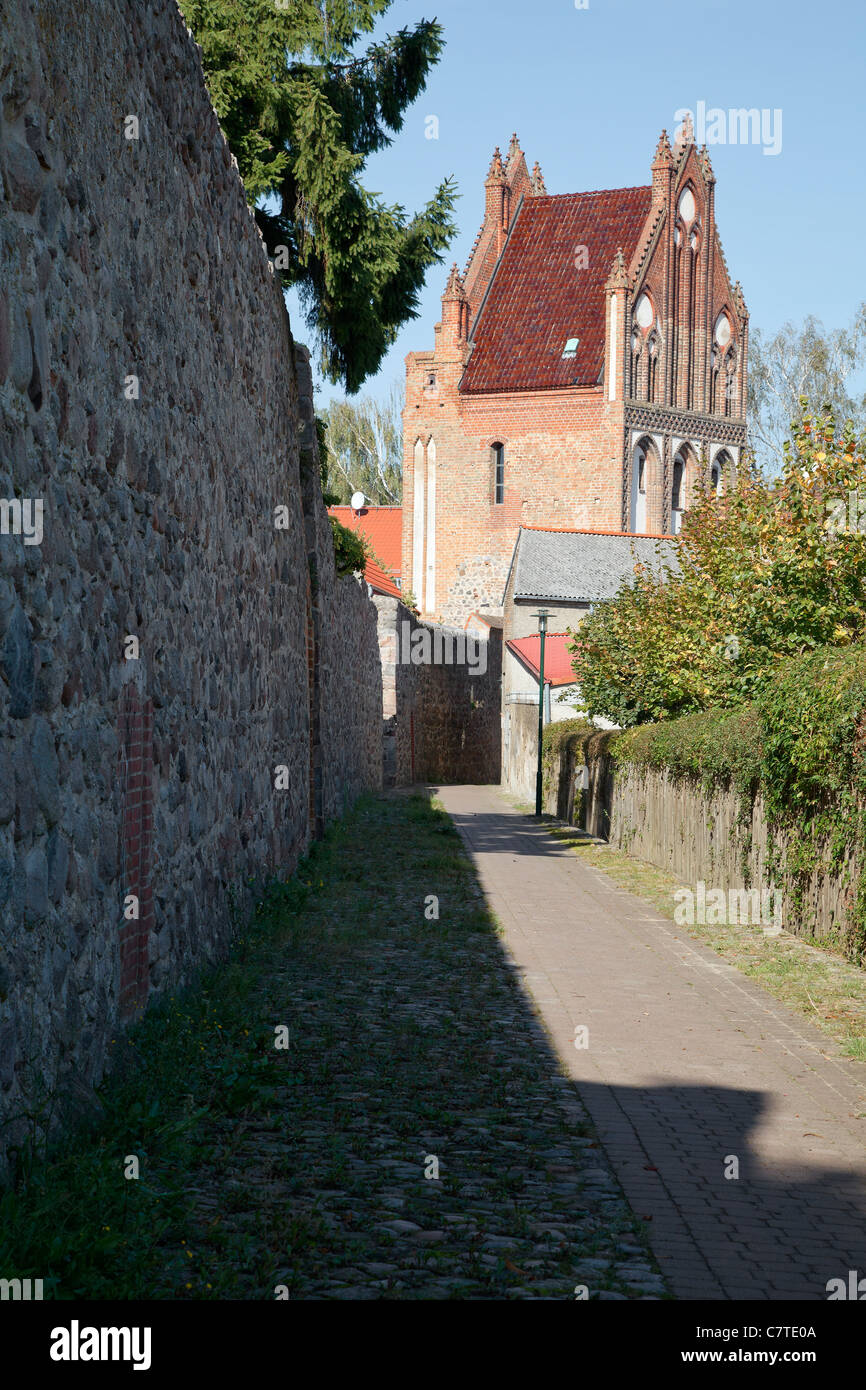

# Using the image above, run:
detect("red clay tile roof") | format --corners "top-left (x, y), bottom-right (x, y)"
top-left (328, 506), bottom-right (403, 576)
top-left (506, 633), bottom-right (578, 687)
top-left (364, 556), bottom-right (402, 599)
top-left (521, 523), bottom-right (671, 540)
top-left (461, 187), bottom-right (652, 394)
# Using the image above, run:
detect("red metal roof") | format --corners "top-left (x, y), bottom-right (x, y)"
top-left (460, 187), bottom-right (652, 394)
top-left (506, 633), bottom-right (578, 687)
top-left (328, 506), bottom-right (403, 576)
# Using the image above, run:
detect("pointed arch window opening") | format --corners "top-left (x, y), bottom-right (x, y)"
top-left (678, 186), bottom-right (696, 226)
top-left (724, 346), bottom-right (737, 418)
top-left (648, 332), bottom-right (660, 404)
top-left (630, 441), bottom-right (649, 533)
top-left (687, 229), bottom-right (699, 409)
top-left (671, 226), bottom-right (683, 407)
top-left (493, 442), bottom-right (505, 505)
top-left (631, 293), bottom-right (655, 403)
top-left (671, 453), bottom-right (686, 534)
top-left (630, 332), bottom-right (642, 398)
top-left (713, 450), bottom-right (732, 496)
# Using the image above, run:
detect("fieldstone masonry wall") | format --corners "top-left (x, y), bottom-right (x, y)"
top-left (528, 730), bottom-right (858, 946)
top-left (296, 347), bottom-right (382, 833)
top-left (375, 598), bottom-right (502, 786)
top-left (502, 700), bottom-right (541, 807)
top-left (0, 0), bottom-right (381, 1171)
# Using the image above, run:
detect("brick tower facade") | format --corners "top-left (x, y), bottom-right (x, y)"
top-left (402, 125), bottom-right (749, 625)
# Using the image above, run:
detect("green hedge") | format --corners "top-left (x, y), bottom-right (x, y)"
top-left (541, 706), bottom-right (763, 797)
top-left (613, 705), bottom-right (763, 799)
top-left (542, 642), bottom-right (866, 961)
top-left (755, 644), bottom-right (866, 822)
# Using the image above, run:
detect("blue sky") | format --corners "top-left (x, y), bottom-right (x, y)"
top-left (288, 0), bottom-right (866, 408)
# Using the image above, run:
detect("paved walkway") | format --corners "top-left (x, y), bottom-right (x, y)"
top-left (436, 784), bottom-right (866, 1301)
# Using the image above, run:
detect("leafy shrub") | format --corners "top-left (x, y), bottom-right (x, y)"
top-left (329, 516), bottom-right (368, 577)
top-left (595, 642), bottom-right (866, 961)
top-left (573, 408), bottom-right (866, 724)
top-left (755, 644), bottom-right (866, 821)
top-left (613, 705), bottom-right (763, 800)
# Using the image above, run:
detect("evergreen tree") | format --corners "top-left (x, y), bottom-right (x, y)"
top-left (179, 0), bottom-right (457, 393)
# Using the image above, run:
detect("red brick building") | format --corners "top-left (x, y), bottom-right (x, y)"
top-left (402, 123), bottom-right (749, 625)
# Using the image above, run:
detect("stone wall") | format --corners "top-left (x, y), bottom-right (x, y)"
top-left (295, 347), bottom-right (382, 834)
top-left (375, 599), bottom-right (502, 786)
top-left (0, 0), bottom-right (381, 1171)
top-left (502, 699), bottom-right (539, 806)
top-left (536, 731), bottom-right (858, 948)
top-left (604, 765), bottom-right (857, 947)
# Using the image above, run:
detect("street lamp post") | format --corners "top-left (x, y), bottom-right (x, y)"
top-left (531, 609), bottom-right (550, 816)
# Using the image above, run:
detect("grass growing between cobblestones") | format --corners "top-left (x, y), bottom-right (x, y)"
top-left (545, 823), bottom-right (866, 1065)
top-left (0, 793), bottom-right (663, 1301)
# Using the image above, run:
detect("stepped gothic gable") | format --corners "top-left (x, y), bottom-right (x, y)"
top-left (402, 127), bottom-right (749, 626)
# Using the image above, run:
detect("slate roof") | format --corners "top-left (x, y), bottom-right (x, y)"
top-left (506, 633), bottom-right (577, 687)
top-left (461, 187), bottom-right (652, 394)
top-left (509, 526), bottom-right (679, 604)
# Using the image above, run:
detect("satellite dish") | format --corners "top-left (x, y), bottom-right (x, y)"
top-left (350, 490), bottom-right (366, 511)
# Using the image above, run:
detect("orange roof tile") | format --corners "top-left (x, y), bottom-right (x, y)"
top-left (521, 523), bottom-right (673, 540)
top-left (329, 506), bottom-right (403, 576)
top-left (364, 556), bottom-right (402, 599)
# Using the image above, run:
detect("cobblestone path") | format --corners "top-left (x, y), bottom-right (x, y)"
top-left (178, 793), bottom-right (665, 1299)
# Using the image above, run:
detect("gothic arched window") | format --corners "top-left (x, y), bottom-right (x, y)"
top-left (712, 313), bottom-right (735, 417)
top-left (631, 292), bottom-right (654, 400)
top-left (630, 329), bottom-right (642, 397)
top-left (647, 331), bottom-right (661, 404)
top-left (631, 445), bottom-right (647, 532)
top-left (631, 437), bottom-right (664, 532)
top-left (492, 442), bottom-right (505, 504)
top-left (723, 346), bottom-right (737, 417)
top-left (671, 456), bottom-right (685, 534)
top-left (711, 451), bottom-right (731, 496)
top-left (710, 347), bottom-right (720, 415)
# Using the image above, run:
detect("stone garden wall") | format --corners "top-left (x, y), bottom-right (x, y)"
top-left (502, 700), bottom-right (541, 807)
top-left (533, 731), bottom-right (857, 947)
top-left (0, 0), bottom-right (381, 1172)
